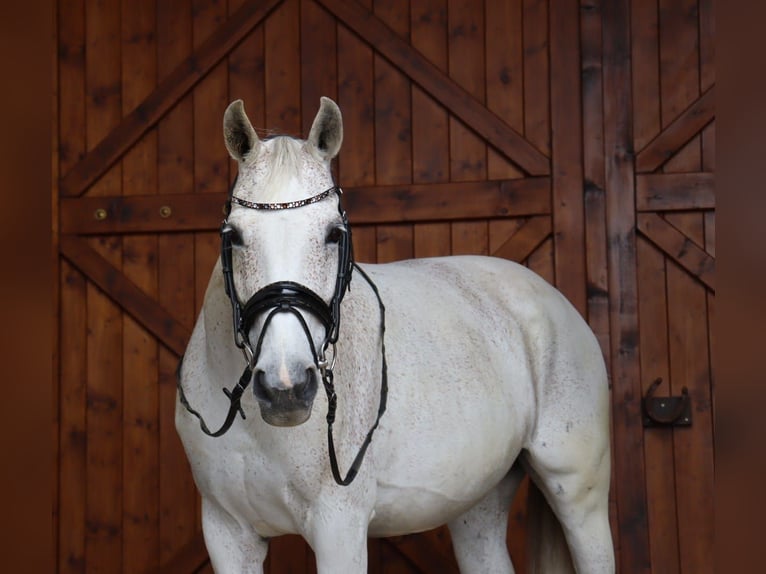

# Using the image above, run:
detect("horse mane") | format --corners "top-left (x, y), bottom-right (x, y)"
top-left (247, 135), bottom-right (310, 203)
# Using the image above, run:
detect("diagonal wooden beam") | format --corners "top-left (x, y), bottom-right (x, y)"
top-left (637, 213), bottom-right (715, 291)
top-left (59, 0), bottom-right (283, 197)
top-left (635, 86), bottom-right (715, 173)
top-left (492, 216), bottom-right (552, 262)
top-left (59, 235), bottom-right (191, 355)
top-left (316, 0), bottom-right (550, 176)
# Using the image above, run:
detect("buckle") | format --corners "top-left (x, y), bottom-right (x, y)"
top-left (317, 342), bottom-right (337, 375)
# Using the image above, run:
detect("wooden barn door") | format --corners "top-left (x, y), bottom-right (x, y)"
top-left (53, 0), bottom-right (714, 572)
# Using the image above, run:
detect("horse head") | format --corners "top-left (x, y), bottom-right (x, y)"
top-left (221, 97), bottom-right (348, 427)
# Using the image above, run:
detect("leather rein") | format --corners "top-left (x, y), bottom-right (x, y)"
top-left (177, 185), bottom-right (388, 486)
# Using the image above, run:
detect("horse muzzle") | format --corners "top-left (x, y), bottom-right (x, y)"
top-left (252, 367), bottom-right (318, 426)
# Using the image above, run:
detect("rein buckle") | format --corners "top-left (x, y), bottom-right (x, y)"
top-left (317, 342), bottom-right (337, 375)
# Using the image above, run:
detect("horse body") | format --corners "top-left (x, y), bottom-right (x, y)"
top-left (176, 98), bottom-right (614, 573)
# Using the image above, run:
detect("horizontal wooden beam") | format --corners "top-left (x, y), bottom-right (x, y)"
top-left (491, 216), bottom-right (552, 262)
top-left (636, 213), bottom-right (715, 291)
top-left (59, 0), bottom-right (283, 197)
top-left (317, 0), bottom-right (550, 176)
top-left (59, 235), bottom-right (191, 355)
top-left (635, 86), bottom-right (715, 173)
top-left (60, 178), bottom-right (551, 234)
top-left (636, 172), bottom-right (715, 211)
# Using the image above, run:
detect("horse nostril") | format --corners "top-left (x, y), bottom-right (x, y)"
top-left (253, 370), bottom-right (274, 402)
top-left (293, 369), bottom-right (318, 401)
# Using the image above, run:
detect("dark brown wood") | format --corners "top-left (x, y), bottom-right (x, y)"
top-left (60, 235), bottom-right (190, 355)
top-left (636, 88), bottom-right (714, 174)
top-left (637, 236), bottom-right (680, 573)
top-left (550, 0), bottom-right (586, 316)
top-left (385, 534), bottom-right (460, 574)
top-left (60, 0), bottom-right (283, 198)
top-left (301, 0), bottom-right (338, 136)
top-left (631, 0), bottom-right (661, 153)
top-left (636, 213), bottom-right (715, 291)
top-left (61, 179), bottom-right (551, 234)
top-left (636, 172), bottom-right (714, 211)
top-left (602, 0), bottom-right (652, 571)
top-left (152, 531), bottom-right (208, 574)
top-left (522, 0), bottom-right (550, 156)
top-left (121, 1), bottom-right (161, 570)
top-left (317, 0), bottom-right (551, 176)
top-left (491, 216), bottom-right (551, 263)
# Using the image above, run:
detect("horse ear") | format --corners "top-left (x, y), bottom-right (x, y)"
top-left (223, 100), bottom-right (259, 162)
top-left (308, 97), bottom-right (343, 160)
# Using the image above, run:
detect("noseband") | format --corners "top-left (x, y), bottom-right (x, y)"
top-left (178, 185), bottom-right (388, 486)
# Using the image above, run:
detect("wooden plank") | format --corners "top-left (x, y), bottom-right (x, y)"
top-left (659, 0), bottom-right (701, 172)
top-left (60, 235), bottom-right (190, 355)
top-left (376, 225), bottom-right (414, 263)
top-left (373, 0), bottom-right (412, 187)
top-left (550, 0), bottom-right (586, 316)
top-left (636, 172), bottom-right (715, 211)
top-left (385, 534), bottom-right (460, 574)
top-left (301, 0), bottom-right (338, 136)
top-left (635, 87), bottom-right (714, 173)
top-left (526, 236), bottom-right (555, 285)
top-left (152, 531), bottom-right (208, 574)
top-left (120, 1), bottom-right (160, 571)
top-left (523, 0), bottom-right (550, 156)
top-left (636, 213), bottom-right (715, 291)
top-left (265, 0), bottom-right (301, 134)
top-left (57, 1), bottom-right (87, 571)
top-left (491, 216), bottom-right (551, 263)
top-left (486, 0), bottom-right (524, 179)
top-left (317, 0), bottom-right (550, 175)
top-left (157, 0), bottom-right (199, 563)
top-left (84, 0), bottom-right (123, 570)
top-left (451, 221), bottom-right (488, 255)
top-left (602, 0), bottom-right (652, 570)
top-left (630, 0), bottom-right (661, 153)
top-left (637, 237), bottom-right (680, 573)
top-left (228, 0), bottom-right (266, 131)
top-left (60, 0), bottom-right (284, 197)
top-left (666, 259), bottom-right (714, 573)
top-left (581, 0), bottom-right (610, 366)
top-left (61, 178), bottom-right (552, 234)
top-left (58, 261), bottom-right (88, 574)
top-left (448, 0), bottom-right (486, 183)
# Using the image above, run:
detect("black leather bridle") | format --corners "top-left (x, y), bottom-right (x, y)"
top-left (178, 184), bottom-right (388, 486)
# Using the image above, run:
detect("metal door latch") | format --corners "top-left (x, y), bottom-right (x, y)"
top-left (642, 378), bottom-right (692, 428)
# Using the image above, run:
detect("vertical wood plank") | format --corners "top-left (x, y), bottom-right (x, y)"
top-left (666, 259), bottom-right (714, 574)
top-left (85, 0), bottom-right (124, 570)
top-left (660, 0), bottom-right (700, 172)
top-left (523, 0), bottom-right (549, 156)
top-left (550, 0), bottom-right (585, 315)
top-left (301, 0), bottom-right (338, 136)
top-left (602, 0), bottom-right (651, 571)
top-left (699, 0), bottom-right (715, 172)
top-left (447, 0), bottom-right (485, 182)
top-left (158, 0), bottom-right (199, 563)
top-left (486, 0), bottom-right (524, 179)
top-left (265, 0), bottom-right (301, 135)
top-left (411, 0), bottom-right (451, 258)
top-left (121, 1), bottom-right (160, 571)
top-left (637, 237), bottom-right (680, 573)
top-left (228, 0), bottom-right (265, 131)
top-left (526, 237), bottom-right (554, 285)
top-left (337, 0), bottom-right (376, 265)
top-left (58, 1), bottom-right (87, 571)
top-left (631, 0), bottom-right (660, 153)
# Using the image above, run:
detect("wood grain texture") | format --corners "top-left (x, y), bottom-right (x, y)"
top-left (636, 172), bottom-right (714, 211)
top-left (61, 0), bottom-right (283, 197)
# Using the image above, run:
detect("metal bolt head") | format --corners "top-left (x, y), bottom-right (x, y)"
top-left (94, 208), bottom-right (107, 221)
top-left (159, 205), bottom-right (172, 218)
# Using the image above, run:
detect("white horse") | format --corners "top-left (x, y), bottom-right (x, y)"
top-left (176, 97), bottom-right (614, 573)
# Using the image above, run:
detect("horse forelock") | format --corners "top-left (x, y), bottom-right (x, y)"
top-left (236, 136), bottom-right (333, 204)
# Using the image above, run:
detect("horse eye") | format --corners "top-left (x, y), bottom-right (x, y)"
top-left (326, 225), bottom-right (345, 244)
top-left (224, 224), bottom-right (244, 247)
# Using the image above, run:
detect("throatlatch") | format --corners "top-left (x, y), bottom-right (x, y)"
top-left (177, 185), bottom-right (388, 486)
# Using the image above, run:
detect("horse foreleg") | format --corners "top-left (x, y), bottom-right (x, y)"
top-left (201, 497), bottom-right (269, 574)
top-left (448, 463), bottom-right (524, 574)
top-left (304, 504), bottom-right (370, 574)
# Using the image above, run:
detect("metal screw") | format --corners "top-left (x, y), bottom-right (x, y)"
top-left (659, 402), bottom-right (665, 408)
top-left (159, 205), bottom-right (172, 218)
top-left (94, 208), bottom-right (107, 221)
